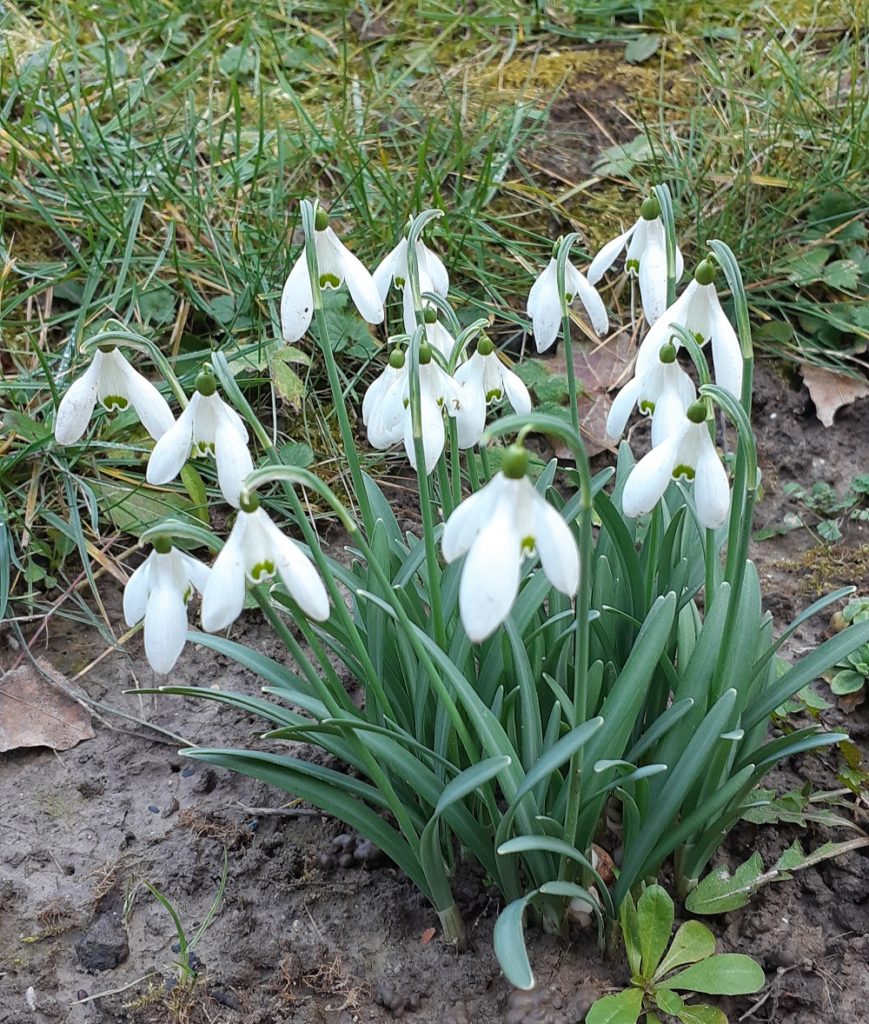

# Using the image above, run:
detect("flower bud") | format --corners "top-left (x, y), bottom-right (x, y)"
top-left (694, 259), bottom-right (715, 286)
top-left (314, 208), bottom-right (329, 231)
top-left (641, 196), bottom-right (661, 221)
top-left (659, 342), bottom-right (677, 364)
top-left (501, 443), bottom-right (530, 480)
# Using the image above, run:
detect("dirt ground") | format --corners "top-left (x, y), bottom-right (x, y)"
top-left (1, 361), bottom-right (868, 1024)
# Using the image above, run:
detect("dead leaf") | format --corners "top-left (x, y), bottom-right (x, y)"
top-left (801, 365), bottom-right (869, 428)
top-left (420, 927), bottom-right (436, 945)
top-left (547, 329), bottom-right (635, 456)
top-left (0, 658), bottom-right (95, 752)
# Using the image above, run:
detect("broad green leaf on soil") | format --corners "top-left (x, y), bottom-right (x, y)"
top-left (90, 480), bottom-right (196, 536)
top-left (654, 988), bottom-right (683, 1015)
top-left (823, 258), bottom-right (862, 291)
top-left (685, 854), bottom-right (764, 913)
top-left (585, 987), bottom-right (644, 1024)
top-left (624, 33), bottom-right (662, 64)
top-left (659, 953), bottom-right (764, 995)
top-left (740, 787), bottom-right (856, 831)
top-left (677, 1005), bottom-right (728, 1024)
top-left (637, 885), bottom-right (674, 977)
top-left (271, 358), bottom-right (306, 409)
top-left (654, 921), bottom-right (716, 979)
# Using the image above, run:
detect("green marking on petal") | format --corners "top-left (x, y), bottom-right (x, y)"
top-left (250, 560), bottom-right (276, 582)
top-left (626, 258), bottom-right (640, 274)
top-left (319, 272), bottom-right (340, 288)
top-left (183, 585), bottom-right (193, 604)
top-left (102, 395), bottom-right (128, 411)
top-left (672, 464), bottom-right (696, 481)
top-left (395, 275), bottom-right (405, 287)
top-left (485, 388), bottom-right (503, 403)
top-left (564, 292), bottom-right (574, 303)
top-left (639, 399), bottom-right (655, 415)
top-left (521, 535), bottom-right (536, 554)
top-left (193, 441), bottom-right (216, 457)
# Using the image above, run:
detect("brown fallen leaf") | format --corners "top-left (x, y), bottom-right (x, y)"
top-left (420, 927), bottom-right (436, 945)
top-left (801, 365), bottom-right (869, 428)
top-left (0, 658), bottom-right (95, 752)
top-left (546, 329), bottom-right (635, 456)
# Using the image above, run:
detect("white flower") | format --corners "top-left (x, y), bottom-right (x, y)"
top-left (123, 545), bottom-right (210, 674)
top-left (372, 236), bottom-right (449, 302)
top-left (587, 200), bottom-right (685, 325)
top-left (527, 257), bottom-right (608, 352)
top-left (146, 384), bottom-right (253, 508)
top-left (606, 348), bottom-right (696, 447)
top-left (54, 347), bottom-right (174, 445)
top-left (621, 409), bottom-right (730, 529)
top-left (201, 505), bottom-right (329, 632)
top-left (280, 219), bottom-right (384, 343)
top-left (363, 353), bottom-right (408, 449)
top-left (442, 455), bottom-right (580, 642)
top-left (453, 340), bottom-right (532, 448)
top-left (634, 263), bottom-right (742, 399)
top-left (402, 300), bottom-right (458, 361)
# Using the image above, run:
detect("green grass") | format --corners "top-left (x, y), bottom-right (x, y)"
top-left (0, 0), bottom-right (866, 624)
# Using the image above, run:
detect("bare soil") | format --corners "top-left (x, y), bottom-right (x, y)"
top-left (1, 362), bottom-right (867, 1024)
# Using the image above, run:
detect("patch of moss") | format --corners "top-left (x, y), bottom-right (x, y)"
top-left (778, 544), bottom-right (869, 598)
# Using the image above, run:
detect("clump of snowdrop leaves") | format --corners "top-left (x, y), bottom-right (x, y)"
top-left (527, 244), bottom-right (608, 351)
top-left (587, 195), bottom-right (685, 325)
top-left (54, 346), bottom-right (174, 445)
top-left (146, 366), bottom-right (253, 508)
top-left (442, 443), bottom-right (580, 641)
top-left (635, 258), bottom-right (743, 399)
top-left (281, 208), bottom-right (384, 343)
top-left (201, 491), bottom-right (329, 632)
top-left (622, 399), bottom-right (731, 529)
top-left (123, 538), bottom-right (210, 674)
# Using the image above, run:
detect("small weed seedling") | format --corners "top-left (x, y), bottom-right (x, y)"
top-left (828, 598), bottom-right (869, 699)
top-left (142, 848), bottom-right (228, 989)
top-left (586, 885), bottom-right (764, 1024)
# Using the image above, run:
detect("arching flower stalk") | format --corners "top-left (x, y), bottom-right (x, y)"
top-left (587, 195), bottom-right (685, 325)
top-left (123, 538), bottom-right (210, 674)
top-left (146, 366), bottom-right (253, 508)
top-left (54, 346), bottom-right (174, 445)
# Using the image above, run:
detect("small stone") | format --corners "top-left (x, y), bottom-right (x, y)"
top-left (25, 986), bottom-right (36, 1011)
top-left (353, 839), bottom-right (385, 867)
top-left (317, 853), bottom-right (335, 870)
top-left (338, 853), bottom-right (354, 869)
top-left (147, 805), bottom-right (160, 814)
top-left (76, 899), bottom-right (129, 972)
top-left (161, 797), bottom-right (179, 819)
top-left (332, 834), bottom-right (354, 852)
top-left (192, 768), bottom-right (217, 794)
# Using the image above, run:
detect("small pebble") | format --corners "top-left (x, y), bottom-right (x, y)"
top-left (25, 987), bottom-right (36, 1011)
top-left (161, 798), bottom-right (179, 819)
top-left (317, 853), bottom-right (335, 870)
top-left (147, 805), bottom-right (160, 814)
top-left (332, 834), bottom-right (355, 852)
top-left (192, 768), bottom-right (217, 794)
top-left (76, 990), bottom-right (88, 1001)
top-left (338, 853), bottom-right (354, 868)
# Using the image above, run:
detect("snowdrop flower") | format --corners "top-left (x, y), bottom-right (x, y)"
top-left (442, 444), bottom-right (580, 641)
top-left (281, 209), bottom-right (384, 343)
top-left (54, 346), bottom-right (174, 445)
top-left (635, 260), bottom-right (742, 399)
top-left (622, 401), bottom-right (730, 529)
top-left (123, 539), bottom-right (210, 674)
top-left (527, 251), bottom-right (608, 352)
top-left (372, 235), bottom-right (449, 302)
top-left (403, 302), bottom-right (458, 361)
top-left (146, 368), bottom-right (253, 508)
top-left (201, 495), bottom-right (329, 632)
top-left (363, 348), bottom-right (408, 450)
top-left (453, 336), bottom-right (532, 447)
top-left (587, 195), bottom-right (685, 325)
top-left (606, 342), bottom-right (696, 447)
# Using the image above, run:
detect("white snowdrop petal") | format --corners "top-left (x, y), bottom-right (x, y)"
top-left (651, 383), bottom-right (691, 448)
top-left (638, 219), bottom-right (668, 325)
top-left (367, 373), bottom-right (406, 448)
top-left (634, 287), bottom-right (692, 378)
top-left (532, 493), bottom-right (580, 596)
top-left (338, 242), bottom-right (385, 324)
top-left (214, 417), bottom-right (254, 508)
top-left (606, 376), bottom-right (643, 441)
top-left (420, 243), bottom-right (449, 296)
top-left (146, 399), bottom-right (197, 485)
top-left (427, 320), bottom-right (456, 360)
top-left (454, 379), bottom-right (487, 449)
top-left (441, 478), bottom-right (503, 562)
top-left (674, 245), bottom-right (685, 282)
top-left (621, 431), bottom-right (683, 518)
top-left (625, 220), bottom-right (647, 265)
top-left (501, 364), bottom-right (532, 415)
top-left (271, 529), bottom-right (330, 622)
top-left (587, 225), bottom-right (635, 284)
top-left (527, 260), bottom-right (562, 353)
top-left (404, 391), bottom-right (445, 474)
top-left (459, 507), bottom-right (523, 642)
top-left (280, 254), bottom-right (314, 343)
top-left (362, 366), bottom-right (396, 425)
top-left (568, 265), bottom-right (609, 337)
top-left (115, 353), bottom-right (174, 440)
top-left (54, 356), bottom-right (102, 445)
top-left (201, 524), bottom-right (247, 631)
top-left (372, 241), bottom-right (402, 301)
top-left (177, 552), bottom-right (211, 595)
top-left (709, 300), bottom-right (743, 399)
top-left (143, 574), bottom-right (188, 674)
top-left (694, 440), bottom-right (731, 529)
top-left (123, 557), bottom-right (152, 626)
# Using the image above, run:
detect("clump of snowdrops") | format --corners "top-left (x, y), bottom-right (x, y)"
top-left (51, 187), bottom-right (869, 988)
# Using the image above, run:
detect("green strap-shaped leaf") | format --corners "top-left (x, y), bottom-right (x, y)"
top-left (493, 892), bottom-right (538, 991)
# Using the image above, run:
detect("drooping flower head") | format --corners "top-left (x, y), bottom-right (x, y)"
top-left (527, 244), bottom-right (608, 352)
top-left (372, 233), bottom-right (449, 303)
top-left (453, 335), bottom-right (532, 448)
top-left (201, 492), bottom-right (329, 632)
top-left (281, 208), bottom-right (384, 343)
top-left (587, 195), bottom-right (685, 325)
top-left (146, 366), bottom-right (253, 508)
top-left (442, 443), bottom-right (580, 642)
top-left (634, 259), bottom-right (742, 400)
top-left (54, 346), bottom-right (174, 445)
top-left (621, 400), bottom-right (730, 529)
top-left (606, 342), bottom-right (696, 447)
top-left (123, 537), bottom-right (210, 674)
